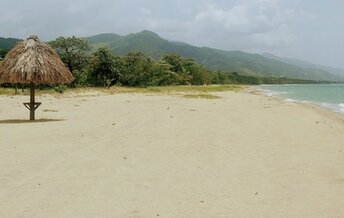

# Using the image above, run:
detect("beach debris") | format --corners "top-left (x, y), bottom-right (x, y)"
top-left (112, 122), bottom-right (116, 126)
top-left (255, 192), bottom-right (259, 195)
top-left (123, 157), bottom-right (128, 160)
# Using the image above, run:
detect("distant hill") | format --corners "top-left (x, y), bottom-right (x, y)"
top-left (85, 31), bottom-right (344, 81)
top-left (0, 37), bottom-right (21, 50)
top-left (262, 53), bottom-right (344, 78)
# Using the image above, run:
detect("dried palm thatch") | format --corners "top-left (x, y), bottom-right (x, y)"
top-left (0, 35), bottom-right (73, 84)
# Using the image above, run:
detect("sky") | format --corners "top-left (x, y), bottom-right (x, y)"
top-left (0, 0), bottom-right (343, 68)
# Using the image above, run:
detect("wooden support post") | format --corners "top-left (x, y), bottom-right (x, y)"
top-left (23, 83), bottom-right (41, 121)
top-left (30, 83), bottom-right (35, 120)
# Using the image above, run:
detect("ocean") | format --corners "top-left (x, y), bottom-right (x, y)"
top-left (258, 84), bottom-right (344, 114)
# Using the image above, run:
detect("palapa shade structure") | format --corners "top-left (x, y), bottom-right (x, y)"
top-left (0, 35), bottom-right (73, 120)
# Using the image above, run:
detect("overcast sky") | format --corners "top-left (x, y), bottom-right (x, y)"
top-left (0, 0), bottom-right (343, 68)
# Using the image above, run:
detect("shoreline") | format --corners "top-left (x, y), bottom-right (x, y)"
top-left (255, 84), bottom-right (344, 116)
top-left (252, 85), bottom-right (344, 118)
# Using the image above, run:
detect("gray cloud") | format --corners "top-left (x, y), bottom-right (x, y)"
top-left (0, 0), bottom-right (343, 68)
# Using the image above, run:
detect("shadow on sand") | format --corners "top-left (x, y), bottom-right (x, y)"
top-left (0, 119), bottom-right (65, 124)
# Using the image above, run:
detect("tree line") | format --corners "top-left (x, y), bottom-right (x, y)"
top-left (47, 36), bottom-right (261, 88)
top-left (1, 36), bottom-right (329, 89)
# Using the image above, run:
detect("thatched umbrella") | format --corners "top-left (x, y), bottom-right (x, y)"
top-left (0, 35), bottom-right (73, 120)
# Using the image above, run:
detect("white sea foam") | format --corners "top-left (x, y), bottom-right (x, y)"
top-left (258, 88), bottom-right (288, 97)
top-left (319, 103), bottom-right (344, 114)
top-left (339, 103), bottom-right (344, 113)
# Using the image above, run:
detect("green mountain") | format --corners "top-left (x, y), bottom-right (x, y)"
top-left (0, 37), bottom-right (21, 50)
top-left (1, 32), bottom-right (342, 81)
top-left (85, 31), bottom-right (344, 81)
top-left (262, 53), bottom-right (344, 78)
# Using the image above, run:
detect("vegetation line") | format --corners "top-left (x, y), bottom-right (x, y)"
top-left (0, 85), bottom-right (241, 96)
top-left (1, 36), bottom-right (339, 94)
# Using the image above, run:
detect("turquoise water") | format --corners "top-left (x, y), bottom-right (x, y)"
top-left (259, 84), bottom-right (344, 114)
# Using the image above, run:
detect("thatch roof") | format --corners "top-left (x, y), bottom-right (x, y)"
top-left (0, 35), bottom-right (73, 84)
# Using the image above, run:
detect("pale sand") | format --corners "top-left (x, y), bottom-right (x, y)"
top-left (1, 89), bottom-right (344, 218)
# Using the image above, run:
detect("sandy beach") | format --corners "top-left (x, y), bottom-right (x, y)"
top-left (1, 88), bottom-right (344, 218)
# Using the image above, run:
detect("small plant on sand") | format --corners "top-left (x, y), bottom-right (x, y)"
top-left (183, 93), bottom-right (221, 99)
top-left (43, 109), bottom-right (59, 112)
top-left (53, 85), bottom-right (67, 94)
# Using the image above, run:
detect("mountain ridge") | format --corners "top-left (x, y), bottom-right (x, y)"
top-left (84, 31), bottom-right (344, 81)
top-left (1, 31), bottom-right (343, 82)
top-left (262, 52), bottom-right (344, 77)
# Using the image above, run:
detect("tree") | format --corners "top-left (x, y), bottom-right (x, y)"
top-left (90, 48), bottom-right (120, 87)
top-left (182, 58), bottom-right (211, 85)
top-left (49, 36), bottom-right (90, 86)
top-left (162, 54), bottom-right (185, 74)
top-left (0, 49), bottom-right (8, 60)
top-left (120, 52), bottom-right (154, 86)
top-left (162, 54), bottom-right (211, 85)
top-left (147, 60), bottom-right (178, 86)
